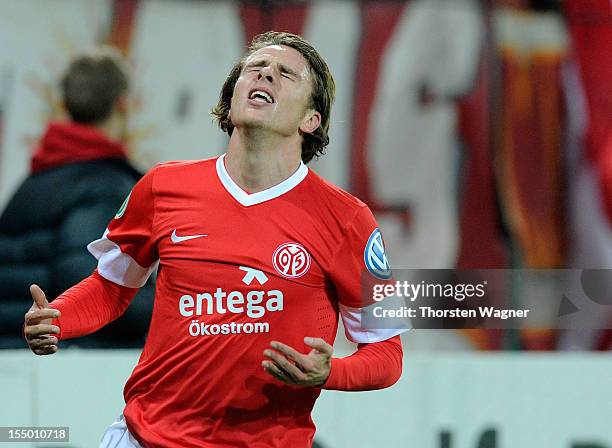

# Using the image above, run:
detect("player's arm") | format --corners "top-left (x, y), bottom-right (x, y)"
top-left (24, 169), bottom-right (159, 355)
top-left (320, 335), bottom-right (403, 390)
top-left (54, 186), bottom-right (157, 340)
top-left (24, 274), bottom-right (137, 354)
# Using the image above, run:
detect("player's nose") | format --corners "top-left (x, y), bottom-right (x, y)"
top-left (258, 66), bottom-right (275, 84)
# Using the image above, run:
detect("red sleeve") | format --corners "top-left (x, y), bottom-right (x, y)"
top-left (87, 168), bottom-right (158, 288)
top-left (327, 206), bottom-right (387, 310)
top-left (322, 335), bottom-right (403, 391)
top-left (327, 206), bottom-right (409, 343)
top-left (49, 271), bottom-right (138, 340)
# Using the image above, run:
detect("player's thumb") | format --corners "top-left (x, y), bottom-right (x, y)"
top-left (30, 284), bottom-right (50, 309)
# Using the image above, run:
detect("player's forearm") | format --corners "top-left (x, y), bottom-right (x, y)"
top-left (50, 271), bottom-right (137, 340)
top-left (322, 335), bottom-right (403, 391)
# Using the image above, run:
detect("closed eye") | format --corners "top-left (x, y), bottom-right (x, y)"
top-left (244, 60), bottom-right (267, 73)
top-left (244, 60), bottom-right (298, 80)
top-left (279, 64), bottom-right (299, 80)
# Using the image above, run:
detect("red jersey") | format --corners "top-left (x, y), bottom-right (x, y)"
top-left (88, 155), bottom-right (402, 447)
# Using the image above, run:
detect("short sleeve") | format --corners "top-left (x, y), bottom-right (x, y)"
top-left (328, 205), bottom-right (410, 343)
top-left (87, 169), bottom-right (159, 288)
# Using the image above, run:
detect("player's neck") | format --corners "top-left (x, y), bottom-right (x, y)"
top-left (225, 128), bottom-right (302, 193)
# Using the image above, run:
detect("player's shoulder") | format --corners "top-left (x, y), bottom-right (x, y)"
top-left (302, 170), bottom-right (377, 250)
top-left (305, 169), bottom-right (368, 215)
top-left (146, 157), bottom-right (217, 185)
top-left (151, 157), bottom-right (217, 174)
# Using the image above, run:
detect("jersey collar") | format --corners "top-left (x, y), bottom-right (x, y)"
top-left (216, 153), bottom-right (308, 206)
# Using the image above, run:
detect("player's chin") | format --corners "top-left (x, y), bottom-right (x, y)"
top-left (234, 114), bottom-right (272, 130)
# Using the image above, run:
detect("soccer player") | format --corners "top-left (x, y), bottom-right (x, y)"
top-left (23, 32), bottom-right (407, 447)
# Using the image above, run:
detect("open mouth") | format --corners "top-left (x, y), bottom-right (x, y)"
top-left (249, 89), bottom-right (274, 104)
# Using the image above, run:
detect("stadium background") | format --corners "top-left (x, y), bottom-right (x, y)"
top-left (0, 0), bottom-right (610, 446)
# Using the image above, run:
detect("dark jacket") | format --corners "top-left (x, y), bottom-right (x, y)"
top-left (0, 159), bottom-right (155, 348)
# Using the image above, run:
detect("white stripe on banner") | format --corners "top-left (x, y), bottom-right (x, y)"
top-left (87, 230), bottom-right (158, 288)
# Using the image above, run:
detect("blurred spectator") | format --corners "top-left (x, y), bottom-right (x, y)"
top-left (0, 47), bottom-right (154, 348)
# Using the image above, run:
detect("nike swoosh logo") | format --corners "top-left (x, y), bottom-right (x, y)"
top-left (171, 229), bottom-right (207, 243)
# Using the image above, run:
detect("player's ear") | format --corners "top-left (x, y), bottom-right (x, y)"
top-left (299, 109), bottom-right (321, 135)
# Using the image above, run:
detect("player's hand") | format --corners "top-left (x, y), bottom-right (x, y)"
top-left (262, 337), bottom-right (332, 387)
top-left (24, 285), bottom-right (60, 355)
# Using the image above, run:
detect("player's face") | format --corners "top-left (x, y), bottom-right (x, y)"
top-left (230, 45), bottom-right (321, 138)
